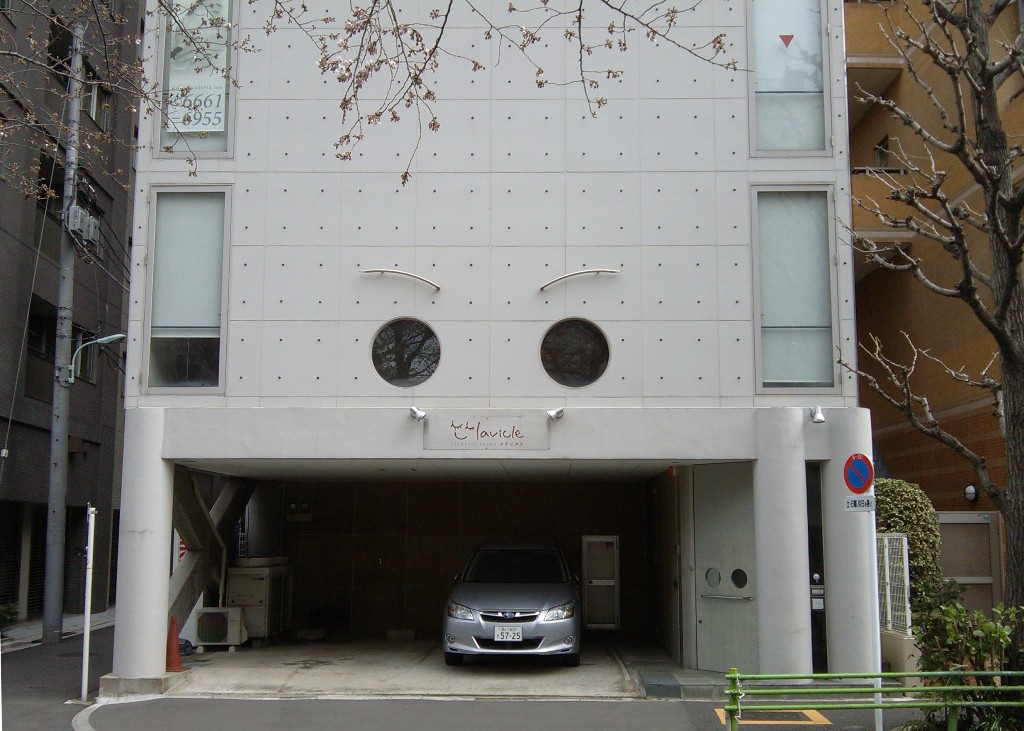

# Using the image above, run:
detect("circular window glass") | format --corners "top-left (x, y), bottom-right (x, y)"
top-left (540, 319), bottom-right (609, 387)
top-left (705, 568), bottom-right (721, 588)
top-left (731, 569), bottom-right (748, 589)
top-left (372, 318), bottom-right (441, 387)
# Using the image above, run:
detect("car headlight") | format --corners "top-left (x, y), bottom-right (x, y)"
top-left (543, 602), bottom-right (575, 621)
top-left (446, 601), bottom-right (474, 620)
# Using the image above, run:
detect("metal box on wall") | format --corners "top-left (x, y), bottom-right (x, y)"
top-left (226, 557), bottom-right (293, 639)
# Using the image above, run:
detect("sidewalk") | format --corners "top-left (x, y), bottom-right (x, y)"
top-left (1, 607), bottom-right (116, 654)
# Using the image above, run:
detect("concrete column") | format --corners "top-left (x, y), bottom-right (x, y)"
top-left (754, 408), bottom-right (812, 673)
top-left (821, 407), bottom-right (879, 673)
top-left (111, 407), bottom-right (173, 681)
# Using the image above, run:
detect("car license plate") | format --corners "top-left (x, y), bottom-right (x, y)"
top-left (494, 626), bottom-right (522, 642)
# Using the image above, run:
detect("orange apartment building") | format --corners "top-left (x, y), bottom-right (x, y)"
top-left (845, 0), bottom-right (1023, 608)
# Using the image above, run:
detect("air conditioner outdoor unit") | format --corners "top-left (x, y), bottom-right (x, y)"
top-left (195, 606), bottom-right (247, 646)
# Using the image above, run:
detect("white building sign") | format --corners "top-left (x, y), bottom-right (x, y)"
top-left (424, 414), bottom-right (549, 450)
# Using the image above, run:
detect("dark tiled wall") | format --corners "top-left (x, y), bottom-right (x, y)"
top-left (271, 480), bottom-right (649, 639)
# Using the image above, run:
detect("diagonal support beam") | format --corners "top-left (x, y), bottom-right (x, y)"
top-left (168, 472), bottom-right (254, 629)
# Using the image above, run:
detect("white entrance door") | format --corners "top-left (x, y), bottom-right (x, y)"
top-left (693, 463), bottom-right (758, 673)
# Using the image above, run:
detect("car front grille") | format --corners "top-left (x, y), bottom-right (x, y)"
top-left (479, 611), bottom-right (540, 623)
top-left (475, 638), bottom-right (543, 650)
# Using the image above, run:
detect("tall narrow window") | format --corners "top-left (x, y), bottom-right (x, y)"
top-left (82, 66), bottom-right (112, 132)
top-left (149, 191), bottom-right (225, 387)
top-left (753, 0), bottom-right (826, 151)
top-left (160, 0), bottom-right (231, 153)
top-left (874, 135), bottom-right (891, 169)
top-left (757, 190), bottom-right (834, 388)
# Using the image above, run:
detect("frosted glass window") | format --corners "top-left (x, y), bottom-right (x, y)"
top-left (753, 0), bottom-right (826, 151)
top-left (758, 191), bottom-right (834, 388)
top-left (160, 0), bottom-right (231, 153)
top-left (149, 191), bottom-right (225, 387)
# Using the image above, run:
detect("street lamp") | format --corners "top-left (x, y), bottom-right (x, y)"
top-left (67, 333), bottom-right (126, 385)
top-left (42, 331), bottom-right (125, 645)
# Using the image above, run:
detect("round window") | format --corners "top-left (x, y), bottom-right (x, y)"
top-left (731, 569), bottom-right (748, 589)
top-left (540, 319), bottom-right (609, 387)
top-left (371, 318), bottom-right (440, 387)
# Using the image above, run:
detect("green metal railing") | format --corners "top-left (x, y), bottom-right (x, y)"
top-left (724, 669), bottom-right (1024, 731)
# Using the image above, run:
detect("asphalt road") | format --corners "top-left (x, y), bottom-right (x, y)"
top-left (1, 627), bottom-right (926, 731)
top-left (81, 697), bottom-right (925, 731)
top-left (1, 626), bottom-right (114, 731)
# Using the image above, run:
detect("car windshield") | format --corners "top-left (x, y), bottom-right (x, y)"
top-left (462, 548), bottom-right (568, 583)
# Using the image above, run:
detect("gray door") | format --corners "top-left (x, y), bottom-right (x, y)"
top-left (582, 535), bottom-right (619, 629)
top-left (693, 464), bottom-right (758, 673)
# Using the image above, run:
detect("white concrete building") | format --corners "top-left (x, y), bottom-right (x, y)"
top-left (108, 0), bottom-right (879, 693)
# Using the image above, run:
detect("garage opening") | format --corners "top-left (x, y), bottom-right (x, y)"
top-left (243, 478), bottom-right (656, 641)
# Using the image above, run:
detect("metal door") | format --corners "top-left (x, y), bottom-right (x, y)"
top-left (582, 535), bottom-right (619, 629)
top-left (693, 464), bottom-right (758, 672)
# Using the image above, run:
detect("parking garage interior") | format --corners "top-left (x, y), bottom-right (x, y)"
top-left (246, 477), bottom-right (661, 641)
top-left (176, 465), bottom-right (685, 659)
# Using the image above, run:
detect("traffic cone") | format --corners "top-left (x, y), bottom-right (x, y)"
top-left (166, 616), bottom-right (187, 673)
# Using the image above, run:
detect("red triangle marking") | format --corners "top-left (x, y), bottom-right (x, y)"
top-left (780, 34), bottom-right (794, 48)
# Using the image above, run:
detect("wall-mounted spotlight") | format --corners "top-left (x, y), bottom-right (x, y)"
top-left (546, 408), bottom-right (565, 421)
top-left (964, 485), bottom-right (978, 502)
top-left (809, 406), bottom-right (826, 424)
top-left (409, 406), bottom-right (427, 422)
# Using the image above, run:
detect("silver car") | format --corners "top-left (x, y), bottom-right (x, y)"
top-left (442, 545), bottom-right (582, 667)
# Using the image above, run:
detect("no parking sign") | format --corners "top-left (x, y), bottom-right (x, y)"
top-left (844, 453), bottom-right (873, 494)
top-left (843, 454), bottom-right (875, 511)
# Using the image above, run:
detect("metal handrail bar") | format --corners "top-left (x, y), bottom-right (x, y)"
top-left (728, 670), bottom-right (1024, 681)
top-left (734, 685), bottom-right (1024, 696)
top-left (731, 701), bottom-right (1024, 708)
top-left (724, 668), bottom-right (1024, 731)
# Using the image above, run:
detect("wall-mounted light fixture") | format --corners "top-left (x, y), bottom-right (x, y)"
top-left (809, 406), bottom-right (826, 424)
top-left (409, 406), bottom-right (427, 422)
top-left (964, 485), bottom-right (978, 502)
top-left (546, 408), bottom-right (565, 421)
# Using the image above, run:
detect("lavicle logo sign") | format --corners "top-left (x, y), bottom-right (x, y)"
top-left (424, 413), bottom-right (549, 450)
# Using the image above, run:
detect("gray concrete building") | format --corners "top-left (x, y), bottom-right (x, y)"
top-left (107, 0), bottom-right (882, 695)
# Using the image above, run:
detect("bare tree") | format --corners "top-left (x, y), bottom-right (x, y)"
top-left (1, 0), bottom-right (147, 203)
top-left (841, 0), bottom-right (1024, 612)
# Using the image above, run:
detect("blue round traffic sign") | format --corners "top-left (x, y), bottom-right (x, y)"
top-left (844, 453), bottom-right (874, 494)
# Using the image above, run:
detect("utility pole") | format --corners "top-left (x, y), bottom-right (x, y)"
top-left (42, 18), bottom-right (86, 645)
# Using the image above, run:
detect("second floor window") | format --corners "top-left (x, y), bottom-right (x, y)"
top-left (756, 190), bottom-right (836, 389)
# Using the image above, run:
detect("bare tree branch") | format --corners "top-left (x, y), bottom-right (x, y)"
top-left (838, 335), bottom-right (1004, 506)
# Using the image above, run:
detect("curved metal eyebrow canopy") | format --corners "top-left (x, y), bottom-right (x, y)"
top-left (539, 268), bottom-right (620, 291)
top-left (361, 268), bottom-right (442, 290)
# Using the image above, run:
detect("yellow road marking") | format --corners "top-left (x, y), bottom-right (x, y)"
top-left (715, 708), bottom-right (832, 725)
